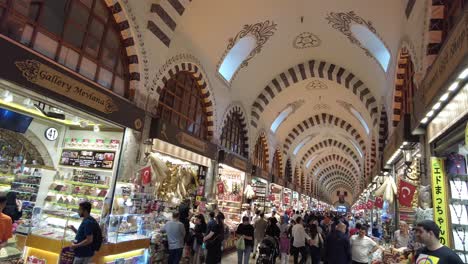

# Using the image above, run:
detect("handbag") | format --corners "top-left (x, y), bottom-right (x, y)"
top-left (236, 235), bottom-right (245, 250)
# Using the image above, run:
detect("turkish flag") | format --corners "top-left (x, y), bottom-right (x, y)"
top-left (269, 194), bottom-right (275, 201)
top-left (374, 196), bottom-right (384, 209)
top-left (140, 166), bottom-right (151, 185)
top-left (398, 179), bottom-right (417, 207)
top-left (366, 200), bottom-right (374, 209)
top-left (217, 181), bottom-right (224, 195)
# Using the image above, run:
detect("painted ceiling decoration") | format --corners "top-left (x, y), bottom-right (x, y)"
top-left (336, 100), bottom-right (371, 135)
top-left (282, 113), bottom-right (366, 155)
top-left (217, 20), bottom-right (278, 83)
top-left (293, 32), bottom-right (321, 49)
top-left (299, 139), bottom-right (361, 168)
top-left (250, 59), bottom-right (379, 129)
top-left (326, 11), bottom-right (391, 71)
top-left (305, 80), bottom-right (328, 91)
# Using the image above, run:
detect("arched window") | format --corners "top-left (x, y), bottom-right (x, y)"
top-left (0, 0), bottom-right (130, 97)
top-left (271, 149), bottom-right (282, 178)
top-left (350, 24), bottom-right (390, 71)
top-left (252, 135), bottom-right (268, 171)
top-left (393, 48), bottom-right (415, 127)
top-left (285, 159), bottom-right (293, 184)
top-left (157, 71), bottom-right (209, 140)
top-left (218, 36), bottom-right (256, 82)
top-left (221, 109), bottom-right (247, 157)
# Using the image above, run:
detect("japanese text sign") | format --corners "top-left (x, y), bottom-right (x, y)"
top-left (430, 157), bottom-right (450, 247)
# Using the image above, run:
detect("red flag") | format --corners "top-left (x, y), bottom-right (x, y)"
top-left (398, 179), bottom-right (417, 207)
top-left (366, 200), bottom-right (374, 209)
top-left (269, 194), bottom-right (275, 201)
top-left (374, 196), bottom-right (384, 209)
top-left (217, 181), bottom-right (224, 194)
top-left (140, 166), bottom-right (151, 185)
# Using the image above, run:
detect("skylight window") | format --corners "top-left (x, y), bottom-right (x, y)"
top-left (350, 106), bottom-right (370, 135)
top-left (270, 105), bottom-right (294, 133)
top-left (218, 36), bottom-right (256, 82)
top-left (306, 154), bottom-right (319, 169)
top-left (293, 135), bottom-right (314, 155)
top-left (345, 137), bottom-right (363, 158)
top-left (350, 24), bottom-right (390, 71)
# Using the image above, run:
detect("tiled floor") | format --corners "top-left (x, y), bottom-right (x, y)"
top-left (222, 251), bottom-right (296, 263)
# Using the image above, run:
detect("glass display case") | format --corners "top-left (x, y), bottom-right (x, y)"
top-left (29, 207), bottom-right (81, 241)
top-left (106, 214), bottom-right (158, 244)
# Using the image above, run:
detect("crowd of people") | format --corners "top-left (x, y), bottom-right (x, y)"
top-left (1, 193), bottom-right (465, 264)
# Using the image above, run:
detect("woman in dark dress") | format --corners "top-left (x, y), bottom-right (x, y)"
top-left (3, 192), bottom-right (22, 222)
top-left (204, 213), bottom-right (225, 264)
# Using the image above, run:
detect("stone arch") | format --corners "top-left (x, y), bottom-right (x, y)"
top-left (378, 105), bottom-right (389, 163)
top-left (104, 0), bottom-right (142, 99)
top-left (309, 154), bottom-right (359, 177)
top-left (147, 0), bottom-right (193, 47)
top-left (316, 164), bottom-right (358, 185)
top-left (392, 47), bottom-right (416, 127)
top-left (151, 62), bottom-right (215, 137)
top-left (271, 148), bottom-right (283, 178)
top-left (284, 158), bottom-right (293, 184)
top-left (282, 113), bottom-right (366, 155)
top-left (322, 173), bottom-right (355, 190)
top-left (300, 139), bottom-right (361, 168)
top-left (250, 60), bottom-right (379, 128)
top-left (219, 103), bottom-right (249, 157)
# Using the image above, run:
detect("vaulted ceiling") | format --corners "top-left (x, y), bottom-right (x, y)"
top-left (157, 0), bottom-right (407, 204)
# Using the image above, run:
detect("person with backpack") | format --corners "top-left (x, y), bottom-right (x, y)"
top-left (68, 201), bottom-right (102, 264)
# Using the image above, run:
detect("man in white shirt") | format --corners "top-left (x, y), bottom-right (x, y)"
top-left (350, 225), bottom-right (380, 264)
top-left (241, 206), bottom-right (253, 223)
top-left (291, 217), bottom-right (310, 264)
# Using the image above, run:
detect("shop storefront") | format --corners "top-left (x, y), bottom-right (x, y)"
top-left (410, 8), bottom-right (468, 261)
top-left (0, 35), bottom-right (149, 263)
top-left (269, 183), bottom-right (283, 212)
top-left (249, 165), bottom-right (271, 214)
top-left (292, 190), bottom-right (299, 211)
top-left (282, 187), bottom-right (292, 212)
top-left (216, 149), bottom-right (248, 234)
top-left (300, 194), bottom-right (309, 212)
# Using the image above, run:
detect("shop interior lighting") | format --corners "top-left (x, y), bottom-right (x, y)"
top-left (426, 110), bottom-right (434, 118)
top-left (1, 90), bottom-right (13, 103)
top-left (458, 67), bottom-right (468, 79)
top-left (93, 124), bottom-right (100, 132)
top-left (420, 117), bottom-right (429, 124)
top-left (386, 148), bottom-right (402, 165)
top-left (448, 81), bottom-right (459, 92)
top-left (432, 102), bottom-right (441, 110)
top-left (440, 92), bottom-right (450, 102)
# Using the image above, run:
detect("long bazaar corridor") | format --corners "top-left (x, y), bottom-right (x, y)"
top-left (0, 0), bottom-right (467, 263)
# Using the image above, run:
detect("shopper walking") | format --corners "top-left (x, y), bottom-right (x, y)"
top-left (252, 212), bottom-right (268, 258)
top-left (236, 216), bottom-right (254, 264)
top-left (0, 194), bottom-right (13, 249)
top-left (192, 214), bottom-right (207, 264)
top-left (279, 230), bottom-right (290, 264)
top-left (68, 201), bottom-right (102, 264)
top-left (162, 212), bottom-right (186, 264)
top-left (307, 224), bottom-right (323, 264)
top-left (393, 221), bottom-right (410, 250)
top-left (414, 220), bottom-right (464, 264)
top-left (204, 213), bottom-right (225, 264)
top-left (2, 192), bottom-right (22, 222)
top-left (291, 217), bottom-right (310, 264)
top-left (350, 225), bottom-right (380, 264)
top-left (325, 222), bottom-right (351, 264)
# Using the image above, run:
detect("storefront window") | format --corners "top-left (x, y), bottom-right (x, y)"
top-left (157, 71), bottom-right (209, 140)
top-left (252, 134), bottom-right (268, 171)
top-left (220, 109), bottom-right (247, 157)
top-left (0, 0), bottom-right (130, 97)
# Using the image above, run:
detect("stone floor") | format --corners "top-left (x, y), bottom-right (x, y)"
top-left (222, 251), bottom-right (298, 263)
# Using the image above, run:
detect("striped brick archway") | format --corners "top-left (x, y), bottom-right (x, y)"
top-left (300, 139), bottom-right (361, 168)
top-left (392, 48), bottom-right (415, 127)
top-left (284, 158), bottom-right (293, 184)
top-left (153, 62), bottom-right (215, 138)
top-left (147, 0), bottom-right (193, 47)
top-left (378, 105), bottom-right (389, 163)
top-left (252, 131), bottom-right (269, 170)
top-left (321, 173), bottom-right (355, 190)
top-left (272, 149), bottom-right (283, 178)
top-left (105, 0), bottom-right (141, 100)
top-left (283, 113), bottom-right (366, 155)
top-left (250, 60), bottom-right (379, 129)
top-left (220, 104), bottom-right (249, 157)
top-left (315, 164), bottom-right (358, 184)
top-left (309, 154), bottom-right (359, 177)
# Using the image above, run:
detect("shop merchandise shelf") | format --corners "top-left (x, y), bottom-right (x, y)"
top-left (0, 173), bottom-right (15, 177)
top-left (48, 190), bottom-right (106, 201)
top-left (60, 180), bottom-right (109, 189)
top-left (58, 165), bottom-right (113, 173)
top-left (12, 181), bottom-right (40, 186)
top-left (11, 189), bottom-right (38, 194)
top-left (62, 146), bottom-right (119, 152)
top-left (452, 224), bottom-right (468, 230)
top-left (448, 174), bottom-right (468, 181)
top-left (450, 198), bottom-right (468, 205)
top-left (48, 202), bottom-right (102, 214)
top-left (0, 183), bottom-right (11, 187)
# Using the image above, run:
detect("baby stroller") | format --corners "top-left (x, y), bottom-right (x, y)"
top-left (256, 236), bottom-right (278, 264)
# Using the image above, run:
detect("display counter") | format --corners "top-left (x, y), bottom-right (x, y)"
top-left (23, 235), bottom-right (150, 264)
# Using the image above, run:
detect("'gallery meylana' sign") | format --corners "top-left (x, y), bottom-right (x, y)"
top-left (15, 59), bottom-right (118, 114)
